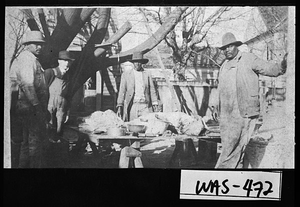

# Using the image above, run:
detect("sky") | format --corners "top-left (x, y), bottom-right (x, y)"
top-left (113, 6), bottom-right (259, 51)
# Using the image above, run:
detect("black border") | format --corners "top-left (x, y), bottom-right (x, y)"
top-left (3, 169), bottom-right (295, 206)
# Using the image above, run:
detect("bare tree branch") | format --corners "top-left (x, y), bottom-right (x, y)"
top-left (189, 7), bottom-right (228, 46)
top-left (39, 8), bottom-right (97, 68)
top-left (180, 7), bottom-right (197, 21)
top-left (20, 9), bottom-right (40, 31)
top-left (107, 6), bottom-right (188, 65)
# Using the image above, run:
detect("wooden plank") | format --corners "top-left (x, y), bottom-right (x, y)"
top-left (87, 134), bottom-right (220, 144)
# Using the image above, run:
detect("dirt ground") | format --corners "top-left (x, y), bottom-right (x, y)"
top-left (42, 99), bottom-right (293, 169)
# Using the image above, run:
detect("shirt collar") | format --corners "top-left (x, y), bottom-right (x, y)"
top-left (132, 67), bottom-right (144, 72)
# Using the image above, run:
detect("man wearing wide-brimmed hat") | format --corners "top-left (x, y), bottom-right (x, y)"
top-left (47, 50), bottom-right (75, 143)
top-left (10, 30), bottom-right (49, 168)
top-left (211, 32), bottom-right (287, 168)
top-left (116, 52), bottom-right (159, 121)
top-left (116, 51), bottom-right (159, 168)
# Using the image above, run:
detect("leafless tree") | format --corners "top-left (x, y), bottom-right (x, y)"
top-left (9, 7), bottom-right (188, 100)
top-left (141, 7), bottom-right (231, 80)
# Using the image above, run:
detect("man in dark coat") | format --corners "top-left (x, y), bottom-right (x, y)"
top-left (116, 52), bottom-right (159, 121)
top-left (116, 52), bottom-right (159, 168)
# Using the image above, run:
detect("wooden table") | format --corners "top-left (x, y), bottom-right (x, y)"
top-left (69, 126), bottom-right (220, 168)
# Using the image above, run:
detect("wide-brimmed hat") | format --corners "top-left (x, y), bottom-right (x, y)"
top-left (22, 31), bottom-right (45, 45)
top-left (129, 52), bottom-right (149, 64)
top-left (58, 50), bottom-right (75, 61)
top-left (219, 32), bottom-right (243, 50)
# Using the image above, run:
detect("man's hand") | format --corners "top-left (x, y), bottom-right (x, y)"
top-left (64, 110), bottom-right (70, 124)
top-left (116, 106), bottom-right (123, 119)
top-left (152, 104), bottom-right (160, 112)
top-left (211, 106), bottom-right (219, 123)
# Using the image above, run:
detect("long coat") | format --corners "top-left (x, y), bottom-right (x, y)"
top-left (213, 51), bottom-right (285, 118)
top-left (213, 51), bottom-right (285, 168)
top-left (117, 69), bottom-right (158, 121)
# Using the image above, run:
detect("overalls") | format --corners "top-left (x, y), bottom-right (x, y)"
top-left (215, 57), bottom-right (257, 168)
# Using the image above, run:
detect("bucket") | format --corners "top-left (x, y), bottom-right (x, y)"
top-left (244, 137), bottom-right (269, 168)
top-left (107, 127), bottom-right (126, 136)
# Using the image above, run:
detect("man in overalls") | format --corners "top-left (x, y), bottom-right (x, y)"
top-left (211, 32), bottom-right (287, 168)
top-left (10, 31), bottom-right (49, 168)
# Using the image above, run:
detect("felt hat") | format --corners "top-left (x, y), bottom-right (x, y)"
top-left (58, 50), bottom-right (75, 61)
top-left (219, 32), bottom-right (243, 50)
top-left (22, 31), bottom-right (45, 45)
top-left (129, 52), bottom-right (149, 64)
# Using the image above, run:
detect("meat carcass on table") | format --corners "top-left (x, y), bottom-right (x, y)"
top-left (128, 112), bottom-right (210, 136)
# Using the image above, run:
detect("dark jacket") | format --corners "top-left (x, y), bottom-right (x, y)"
top-left (214, 51), bottom-right (284, 118)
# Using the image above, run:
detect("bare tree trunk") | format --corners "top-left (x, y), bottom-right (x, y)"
top-left (68, 8), bottom-right (111, 97)
top-left (37, 9), bottom-right (51, 41)
top-left (40, 8), bottom-right (97, 68)
top-left (20, 9), bottom-right (40, 31)
top-left (94, 21), bottom-right (132, 57)
top-left (19, 7), bottom-right (188, 100)
top-left (107, 7), bottom-right (188, 66)
top-left (68, 7), bottom-right (187, 98)
top-left (68, 21), bottom-right (132, 97)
